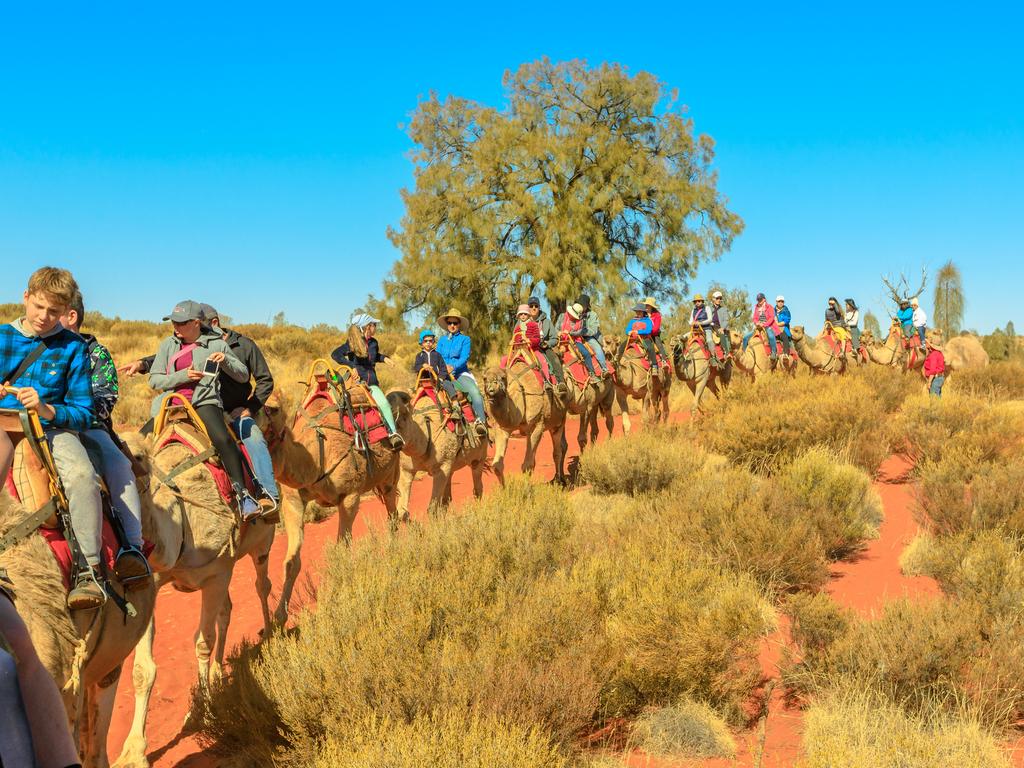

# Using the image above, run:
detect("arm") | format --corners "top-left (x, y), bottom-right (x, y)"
top-left (245, 341), bottom-right (275, 410)
top-left (48, 343), bottom-right (94, 430)
top-left (449, 336), bottom-right (471, 370)
top-left (148, 340), bottom-right (192, 392)
top-left (138, 354), bottom-right (155, 374)
top-left (330, 343), bottom-right (351, 367)
top-left (90, 344), bottom-right (120, 422)
top-left (411, 351), bottom-right (425, 373)
top-left (215, 341), bottom-right (250, 384)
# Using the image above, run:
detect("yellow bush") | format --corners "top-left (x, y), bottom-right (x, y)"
top-left (803, 691), bottom-right (1010, 768)
top-left (580, 425), bottom-right (709, 495)
top-left (950, 362), bottom-right (1024, 400)
top-left (629, 698), bottom-right (737, 759)
top-left (313, 712), bottom-right (568, 768)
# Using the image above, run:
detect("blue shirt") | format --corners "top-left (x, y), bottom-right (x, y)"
top-left (897, 307), bottom-right (913, 326)
top-left (436, 331), bottom-right (471, 377)
top-left (624, 318), bottom-right (654, 336)
top-left (777, 306), bottom-right (792, 337)
top-left (0, 322), bottom-right (94, 431)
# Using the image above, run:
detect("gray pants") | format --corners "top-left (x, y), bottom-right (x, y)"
top-left (80, 428), bottom-right (143, 549)
top-left (0, 650), bottom-right (35, 768)
top-left (849, 326), bottom-right (860, 349)
top-left (47, 430), bottom-right (102, 566)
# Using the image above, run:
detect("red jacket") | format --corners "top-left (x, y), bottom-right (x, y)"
top-left (751, 302), bottom-right (780, 334)
top-left (649, 310), bottom-right (663, 336)
top-left (923, 349), bottom-right (946, 376)
top-left (512, 321), bottom-right (542, 350)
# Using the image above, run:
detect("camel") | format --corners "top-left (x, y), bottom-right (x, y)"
top-left (862, 320), bottom-right (926, 373)
top-left (113, 428), bottom-right (278, 768)
top-left (481, 347), bottom-right (568, 483)
top-left (791, 326), bottom-right (848, 375)
top-left (387, 388), bottom-right (489, 518)
top-left (261, 368), bottom-right (399, 625)
top-left (944, 334), bottom-right (989, 372)
top-left (0, 492), bottom-right (156, 768)
top-left (556, 338), bottom-right (615, 451)
top-left (671, 329), bottom-right (732, 415)
top-left (726, 329), bottom-right (781, 380)
top-left (602, 335), bottom-right (671, 433)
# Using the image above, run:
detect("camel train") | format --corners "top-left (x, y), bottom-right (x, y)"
top-left (0, 276), bottom-right (991, 767)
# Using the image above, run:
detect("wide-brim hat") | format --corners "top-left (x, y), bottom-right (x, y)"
top-left (567, 303), bottom-right (583, 320)
top-left (437, 308), bottom-right (470, 331)
top-left (693, 294), bottom-right (705, 302)
top-left (641, 296), bottom-right (659, 311)
top-left (631, 303), bottom-right (649, 313)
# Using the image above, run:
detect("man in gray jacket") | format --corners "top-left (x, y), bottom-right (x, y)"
top-left (148, 300), bottom-right (261, 519)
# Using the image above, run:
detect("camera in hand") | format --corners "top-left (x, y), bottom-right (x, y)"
top-left (202, 358), bottom-right (220, 377)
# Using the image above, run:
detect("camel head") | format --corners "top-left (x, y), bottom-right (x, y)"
top-left (860, 329), bottom-right (876, 346)
top-left (791, 326), bottom-right (806, 343)
top-left (482, 366), bottom-right (507, 399)
top-left (385, 389), bottom-right (413, 426)
top-left (728, 329), bottom-right (743, 348)
top-left (261, 390), bottom-right (293, 448)
top-left (602, 335), bottom-right (619, 358)
top-left (121, 431), bottom-right (153, 474)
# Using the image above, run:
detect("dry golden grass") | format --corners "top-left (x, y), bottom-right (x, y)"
top-left (628, 699), bottom-right (737, 759)
top-left (950, 362), bottom-right (1024, 400)
top-left (803, 689), bottom-right (1010, 768)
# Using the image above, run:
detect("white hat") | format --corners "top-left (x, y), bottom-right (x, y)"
top-left (711, 291), bottom-right (723, 299)
top-left (776, 295), bottom-right (785, 302)
top-left (911, 297), bottom-right (919, 307)
top-left (567, 303), bottom-right (583, 320)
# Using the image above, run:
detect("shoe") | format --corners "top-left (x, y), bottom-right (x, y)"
top-left (67, 569), bottom-right (105, 610)
top-left (239, 493), bottom-right (261, 522)
top-left (650, 367), bottom-right (661, 381)
top-left (388, 433), bottom-right (406, 451)
top-left (543, 381), bottom-right (554, 393)
top-left (114, 546), bottom-right (150, 583)
top-left (258, 497), bottom-right (278, 514)
top-left (473, 420), bottom-right (488, 437)
top-left (555, 382), bottom-right (569, 397)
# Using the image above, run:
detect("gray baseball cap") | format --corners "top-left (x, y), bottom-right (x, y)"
top-left (199, 303), bottom-right (219, 321)
top-left (163, 300), bottom-right (204, 322)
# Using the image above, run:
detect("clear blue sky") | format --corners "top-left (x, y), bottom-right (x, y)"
top-left (1, 2), bottom-right (1020, 333)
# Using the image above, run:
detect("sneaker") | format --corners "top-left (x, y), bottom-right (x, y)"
top-left (239, 493), bottom-right (261, 522)
top-left (114, 547), bottom-right (150, 583)
top-left (555, 382), bottom-right (569, 397)
top-left (388, 433), bottom-right (406, 451)
top-left (67, 570), bottom-right (105, 610)
top-left (473, 420), bottom-right (488, 437)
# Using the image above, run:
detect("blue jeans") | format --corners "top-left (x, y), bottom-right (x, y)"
top-left (455, 373), bottom-right (486, 422)
top-left (929, 375), bottom-right (944, 398)
top-left (575, 340), bottom-right (607, 374)
top-left (231, 416), bottom-right (279, 501)
top-left (742, 328), bottom-right (778, 357)
top-left (80, 427), bottom-right (144, 548)
top-left (917, 326), bottom-right (926, 346)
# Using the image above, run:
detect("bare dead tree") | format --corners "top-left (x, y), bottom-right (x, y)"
top-left (881, 267), bottom-right (928, 309)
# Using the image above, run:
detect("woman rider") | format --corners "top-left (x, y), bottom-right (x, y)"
top-left (149, 300), bottom-right (261, 520)
top-left (331, 313), bottom-right (405, 451)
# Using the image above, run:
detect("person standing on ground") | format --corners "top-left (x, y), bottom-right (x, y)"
top-left (923, 335), bottom-right (946, 397)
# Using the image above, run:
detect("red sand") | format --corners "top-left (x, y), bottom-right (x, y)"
top-left (105, 426), bottom-right (1023, 767)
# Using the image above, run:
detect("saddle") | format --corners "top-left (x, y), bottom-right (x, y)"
top-left (623, 332), bottom-right (669, 370)
top-left (752, 327), bottom-right (796, 361)
top-left (502, 338), bottom-right (554, 388)
top-left (556, 333), bottom-right (608, 389)
top-left (819, 323), bottom-right (852, 356)
top-left (688, 325), bottom-right (725, 361)
top-left (0, 407), bottom-right (141, 607)
top-left (412, 367), bottom-right (476, 433)
top-left (297, 359), bottom-right (388, 445)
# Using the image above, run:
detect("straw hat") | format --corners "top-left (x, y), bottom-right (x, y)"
top-left (693, 294), bottom-right (705, 302)
top-left (567, 303), bottom-right (583, 320)
top-left (436, 307), bottom-right (470, 331)
top-left (641, 296), bottom-right (660, 311)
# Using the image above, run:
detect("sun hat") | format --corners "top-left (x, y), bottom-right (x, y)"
top-left (566, 303), bottom-right (583, 320)
top-left (350, 312), bottom-right (382, 329)
top-left (163, 300), bottom-right (203, 322)
top-left (418, 329), bottom-right (436, 344)
top-left (631, 303), bottom-right (649, 313)
top-left (436, 307), bottom-right (470, 331)
top-left (641, 296), bottom-right (659, 311)
top-left (516, 304), bottom-right (531, 316)
top-left (199, 303), bottom-right (219, 321)
top-left (775, 295), bottom-right (785, 302)
top-left (911, 297), bottom-right (919, 307)
top-left (693, 294), bottom-right (705, 302)
top-left (711, 291), bottom-right (723, 299)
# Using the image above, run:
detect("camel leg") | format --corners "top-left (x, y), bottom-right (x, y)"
top-left (471, 461), bottom-right (484, 498)
top-left (274, 489), bottom-right (307, 625)
top-left (211, 592), bottom-right (231, 685)
top-left (602, 393), bottom-right (615, 438)
top-left (112, 607), bottom-right (158, 768)
top-left (551, 424), bottom-right (567, 483)
top-left (428, 461), bottom-right (453, 515)
top-left (617, 389), bottom-right (632, 434)
top-left (491, 428), bottom-right (509, 485)
top-left (251, 529), bottom-right (274, 636)
top-left (396, 455), bottom-right (416, 522)
top-left (521, 423), bottom-right (545, 476)
top-left (443, 473), bottom-right (454, 505)
top-left (337, 494), bottom-right (360, 543)
top-left (194, 571), bottom-right (232, 703)
top-left (83, 669), bottom-right (120, 768)
top-left (692, 373), bottom-right (707, 416)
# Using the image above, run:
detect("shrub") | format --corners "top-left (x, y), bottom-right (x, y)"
top-left (950, 362), bottom-right (1024, 400)
top-left (312, 712), bottom-right (569, 768)
top-left (899, 397), bottom-right (1024, 465)
top-left (580, 425), bottom-right (708, 495)
top-left (697, 375), bottom-right (895, 475)
top-left (803, 690), bottom-right (1010, 768)
top-left (629, 699), bottom-right (737, 759)
top-left (917, 453), bottom-right (1024, 538)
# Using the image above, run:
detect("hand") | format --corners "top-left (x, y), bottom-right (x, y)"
top-left (230, 407), bottom-right (252, 419)
top-left (383, 357), bottom-right (396, 367)
top-left (17, 387), bottom-right (55, 420)
top-left (207, 352), bottom-right (226, 364)
top-left (118, 360), bottom-right (145, 377)
top-left (447, 365), bottom-right (455, 376)
top-left (186, 368), bottom-right (204, 381)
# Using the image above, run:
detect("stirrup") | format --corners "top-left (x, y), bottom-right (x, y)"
top-left (114, 545), bottom-right (152, 586)
top-left (68, 567), bottom-right (106, 610)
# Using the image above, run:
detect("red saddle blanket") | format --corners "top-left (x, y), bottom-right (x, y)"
top-left (302, 386), bottom-right (389, 445)
top-left (41, 518), bottom-right (120, 591)
top-left (500, 349), bottom-right (553, 387)
top-left (155, 428), bottom-right (260, 507)
top-left (412, 386), bottom-right (476, 431)
top-left (624, 338), bottom-right (669, 370)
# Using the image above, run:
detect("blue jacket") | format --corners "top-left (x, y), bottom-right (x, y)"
top-left (897, 306), bottom-right (913, 326)
top-left (776, 306), bottom-right (792, 338)
top-left (437, 332), bottom-right (471, 377)
top-left (0, 321), bottom-right (94, 431)
top-left (412, 348), bottom-right (452, 381)
top-left (624, 318), bottom-right (654, 336)
top-left (331, 337), bottom-right (387, 388)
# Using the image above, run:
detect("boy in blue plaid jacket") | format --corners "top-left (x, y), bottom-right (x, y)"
top-left (0, 267), bottom-right (106, 609)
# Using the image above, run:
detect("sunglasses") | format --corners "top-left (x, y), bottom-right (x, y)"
top-left (447, 320), bottom-right (461, 326)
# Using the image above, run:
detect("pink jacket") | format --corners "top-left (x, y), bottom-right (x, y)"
top-left (649, 310), bottom-right (663, 336)
top-left (751, 301), bottom-right (780, 334)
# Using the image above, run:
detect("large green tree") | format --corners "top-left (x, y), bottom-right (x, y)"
top-left (932, 260), bottom-right (964, 339)
top-left (384, 58), bottom-right (744, 354)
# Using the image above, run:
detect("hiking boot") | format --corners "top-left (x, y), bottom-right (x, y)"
top-left (473, 420), bottom-right (488, 438)
top-left (114, 546), bottom-right (151, 584)
top-left (650, 366), bottom-right (662, 381)
top-left (67, 569), bottom-right (105, 611)
top-left (543, 380), bottom-right (554, 393)
top-left (387, 433), bottom-right (406, 451)
top-left (555, 382), bottom-right (569, 397)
